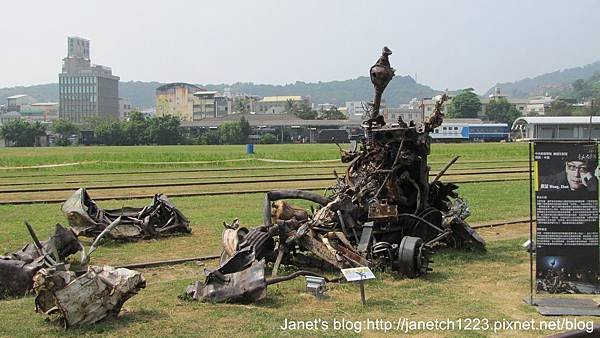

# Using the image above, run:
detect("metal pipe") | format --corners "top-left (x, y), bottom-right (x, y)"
top-left (528, 141), bottom-right (534, 306)
top-left (266, 270), bottom-right (343, 285)
top-left (431, 155), bottom-right (460, 184)
top-left (114, 254), bottom-right (220, 270)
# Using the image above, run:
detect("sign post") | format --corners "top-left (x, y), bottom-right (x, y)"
top-left (533, 141), bottom-right (599, 295)
top-left (341, 267), bottom-right (376, 306)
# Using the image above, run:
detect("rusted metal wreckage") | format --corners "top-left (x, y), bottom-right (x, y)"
top-left (62, 188), bottom-right (191, 240)
top-left (186, 47), bottom-right (486, 303)
top-left (0, 222), bottom-right (83, 298)
top-left (0, 187), bottom-right (191, 327)
top-left (1, 217), bottom-right (146, 328)
top-left (1, 189), bottom-right (190, 299)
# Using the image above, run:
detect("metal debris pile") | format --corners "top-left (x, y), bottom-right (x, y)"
top-left (62, 188), bottom-right (191, 240)
top-left (186, 47), bottom-right (485, 303)
top-left (1, 216), bottom-right (149, 328)
top-left (1, 187), bottom-right (191, 326)
top-left (536, 269), bottom-right (581, 294)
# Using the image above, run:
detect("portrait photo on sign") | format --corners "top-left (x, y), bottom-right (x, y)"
top-left (537, 143), bottom-right (598, 192)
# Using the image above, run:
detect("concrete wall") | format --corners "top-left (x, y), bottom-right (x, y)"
top-left (97, 76), bottom-right (119, 120)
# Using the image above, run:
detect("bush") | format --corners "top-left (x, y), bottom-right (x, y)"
top-left (198, 130), bottom-right (221, 145)
top-left (259, 133), bottom-right (278, 144)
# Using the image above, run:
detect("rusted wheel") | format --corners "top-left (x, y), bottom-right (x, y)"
top-left (394, 236), bottom-right (430, 278)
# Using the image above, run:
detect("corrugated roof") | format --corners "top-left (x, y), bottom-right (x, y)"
top-left (193, 91), bottom-right (218, 96)
top-left (181, 112), bottom-right (359, 128)
top-left (6, 94), bottom-right (28, 99)
top-left (513, 116), bottom-right (600, 126)
top-left (259, 96), bottom-right (303, 102)
top-left (31, 102), bottom-right (58, 106)
top-left (156, 83), bottom-right (204, 91)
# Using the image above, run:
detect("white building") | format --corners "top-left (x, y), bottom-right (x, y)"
top-left (7, 94), bottom-right (37, 111)
top-left (512, 116), bottom-right (600, 140)
top-left (345, 101), bottom-right (366, 121)
top-left (525, 95), bottom-right (555, 116)
top-left (254, 96), bottom-right (310, 114)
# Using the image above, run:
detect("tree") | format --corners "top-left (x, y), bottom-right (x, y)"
top-left (219, 117), bottom-right (251, 144)
top-left (0, 119), bottom-right (46, 147)
top-left (198, 129), bottom-right (221, 145)
top-left (233, 97), bottom-right (249, 113)
top-left (259, 133), bottom-right (278, 144)
top-left (285, 99), bottom-right (296, 112)
top-left (239, 116), bottom-right (251, 139)
top-left (573, 79), bottom-right (586, 92)
top-left (546, 99), bottom-right (573, 116)
top-left (51, 118), bottom-right (79, 146)
top-left (485, 98), bottom-right (522, 124)
top-left (123, 111), bottom-right (151, 145)
top-left (94, 120), bottom-right (125, 145)
top-left (293, 102), bottom-right (317, 120)
top-left (448, 88), bottom-right (481, 118)
top-left (219, 122), bottom-right (244, 144)
top-left (148, 115), bottom-right (181, 145)
top-left (319, 107), bottom-right (347, 120)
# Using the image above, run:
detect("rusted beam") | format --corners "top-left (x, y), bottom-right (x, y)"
top-left (115, 255), bottom-right (220, 270)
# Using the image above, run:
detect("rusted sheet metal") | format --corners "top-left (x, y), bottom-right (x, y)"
top-left (62, 188), bottom-right (191, 240)
top-left (186, 260), bottom-right (268, 303)
top-left (0, 224), bottom-right (83, 298)
top-left (185, 47), bottom-right (486, 303)
top-left (33, 265), bottom-right (146, 328)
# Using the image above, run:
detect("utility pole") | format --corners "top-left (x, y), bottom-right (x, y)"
top-left (589, 98), bottom-right (595, 140)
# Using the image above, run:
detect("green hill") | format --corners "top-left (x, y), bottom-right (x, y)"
top-left (485, 61), bottom-right (600, 98)
top-left (0, 76), bottom-right (439, 109)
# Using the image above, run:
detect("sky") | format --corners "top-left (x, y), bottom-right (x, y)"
top-left (1, 0), bottom-right (600, 94)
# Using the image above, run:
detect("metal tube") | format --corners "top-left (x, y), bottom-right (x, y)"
top-left (24, 221), bottom-right (43, 252)
top-left (529, 141), bottom-right (534, 306)
top-left (431, 155), bottom-right (460, 184)
top-left (359, 279), bottom-right (366, 306)
top-left (114, 254), bottom-right (220, 270)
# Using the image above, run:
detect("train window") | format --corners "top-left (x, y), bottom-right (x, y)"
top-left (434, 129), bottom-right (439, 133)
top-left (442, 127), bottom-right (447, 130)
top-left (454, 127), bottom-right (458, 130)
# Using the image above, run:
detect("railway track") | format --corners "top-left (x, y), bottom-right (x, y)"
top-left (0, 165), bottom-right (531, 187)
top-left (0, 164), bottom-right (530, 186)
top-left (0, 168), bottom-right (530, 193)
top-left (0, 177), bottom-right (528, 205)
top-left (0, 159), bottom-right (529, 179)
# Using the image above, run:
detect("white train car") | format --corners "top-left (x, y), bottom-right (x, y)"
top-left (431, 123), bottom-right (469, 141)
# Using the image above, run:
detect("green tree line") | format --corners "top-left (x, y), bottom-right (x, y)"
top-left (447, 88), bottom-right (522, 125)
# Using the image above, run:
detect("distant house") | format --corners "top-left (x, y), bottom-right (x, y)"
top-left (155, 83), bottom-right (204, 122)
top-left (7, 94), bottom-right (37, 112)
top-left (254, 95), bottom-right (310, 114)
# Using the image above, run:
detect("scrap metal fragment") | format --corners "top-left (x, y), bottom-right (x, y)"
top-left (33, 265), bottom-right (146, 328)
top-left (0, 223), bottom-right (82, 298)
top-left (62, 188), bottom-right (191, 240)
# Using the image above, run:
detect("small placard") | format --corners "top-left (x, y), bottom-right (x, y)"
top-left (341, 266), bottom-right (376, 282)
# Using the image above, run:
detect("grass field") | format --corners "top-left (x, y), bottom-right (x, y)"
top-left (1, 142), bottom-right (595, 337)
top-left (0, 143), bottom-right (528, 170)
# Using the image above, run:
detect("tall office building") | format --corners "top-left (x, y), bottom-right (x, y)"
top-left (58, 37), bottom-right (119, 123)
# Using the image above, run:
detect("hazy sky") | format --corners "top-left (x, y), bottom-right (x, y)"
top-left (1, 0), bottom-right (599, 94)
